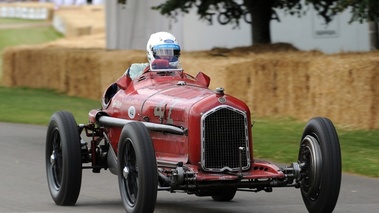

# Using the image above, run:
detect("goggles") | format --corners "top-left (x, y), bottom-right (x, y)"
top-left (152, 44), bottom-right (180, 62)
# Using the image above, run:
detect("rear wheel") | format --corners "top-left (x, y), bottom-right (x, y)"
top-left (118, 122), bottom-right (158, 213)
top-left (45, 111), bottom-right (82, 205)
top-left (298, 117), bottom-right (341, 213)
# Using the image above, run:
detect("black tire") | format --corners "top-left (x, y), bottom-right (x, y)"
top-left (118, 122), bottom-right (158, 213)
top-left (45, 111), bottom-right (82, 206)
top-left (211, 189), bottom-right (237, 201)
top-left (298, 117), bottom-right (341, 213)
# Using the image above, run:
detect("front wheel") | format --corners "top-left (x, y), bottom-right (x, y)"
top-left (118, 122), bottom-right (158, 213)
top-left (45, 111), bottom-right (82, 205)
top-left (298, 117), bottom-right (341, 213)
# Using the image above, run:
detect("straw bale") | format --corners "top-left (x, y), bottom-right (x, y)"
top-left (371, 64), bottom-right (379, 129)
top-left (53, 5), bottom-right (104, 38)
top-left (2, 46), bottom-right (68, 91)
top-left (224, 52), bottom-right (312, 117)
top-left (64, 49), bottom-right (101, 98)
top-left (275, 53), bottom-right (311, 116)
top-left (2, 47), bottom-right (16, 87)
top-left (43, 33), bottom-right (105, 49)
top-left (221, 51), bottom-right (379, 129)
top-left (2, 41), bottom-right (379, 129)
top-left (81, 5), bottom-right (104, 12)
top-left (181, 52), bottom-right (254, 94)
top-left (4, 46), bottom-right (65, 91)
top-left (64, 18), bottom-right (93, 37)
top-left (96, 50), bottom-right (146, 98)
top-left (304, 54), bottom-right (379, 129)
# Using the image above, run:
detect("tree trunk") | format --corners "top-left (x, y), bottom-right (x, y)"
top-left (369, 22), bottom-right (379, 50)
top-left (244, 0), bottom-right (273, 44)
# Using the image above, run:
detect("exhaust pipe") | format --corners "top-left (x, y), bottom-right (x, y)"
top-left (97, 114), bottom-right (186, 135)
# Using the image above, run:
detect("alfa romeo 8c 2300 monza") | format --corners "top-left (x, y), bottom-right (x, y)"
top-left (45, 59), bottom-right (341, 213)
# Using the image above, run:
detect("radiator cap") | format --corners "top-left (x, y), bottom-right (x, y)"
top-left (215, 87), bottom-right (224, 95)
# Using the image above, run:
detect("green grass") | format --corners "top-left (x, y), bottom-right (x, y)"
top-left (252, 117), bottom-right (379, 178)
top-left (0, 87), bottom-right (100, 125)
top-left (338, 129), bottom-right (379, 176)
top-left (252, 117), bottom-right (303, 163)
top-left (0, 26), bottom-right (61, 49)
top-left (0, 18), bottom-right (47, 25)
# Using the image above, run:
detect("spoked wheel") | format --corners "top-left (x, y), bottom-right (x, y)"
top-left (45, 111), bottom-right (82, 205)
top-left (118, 122), bottom-right (158, 213)
top-left (298, 117), bottom-right (341, 213)
top-left (211, 188), bottom-right (237, 201)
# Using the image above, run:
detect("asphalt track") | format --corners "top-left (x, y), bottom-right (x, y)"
top-left (0, 122), bottom-right (378, 213)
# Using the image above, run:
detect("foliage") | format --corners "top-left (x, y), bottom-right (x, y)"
top-left (153, 0), bottom-right (379, 44)
top-left (336, 0), bottom-right (379, 23)
top-left (153, 0), bottom-right (379, 26)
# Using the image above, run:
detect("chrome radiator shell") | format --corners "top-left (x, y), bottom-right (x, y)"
top-left (200, 105), bottom-right (250, 172)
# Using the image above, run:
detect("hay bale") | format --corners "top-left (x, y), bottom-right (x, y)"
top-left (223, 51), bottom-right (379, 129)
top-left (2, 46), bottom-right (68, 92)
top-left (2, 42), bottom-right (379, 129)
top-left (303, 53), bottom-right (379, 129)
top-left (97, 50), bottom-right (146, 96)
top-left (224, 52), bottom-right (312, 117)
top-left (43, 33), bottom-right (105, 49)
top-left (52, 5), bottom-right (104, 38)
top-left (371, 62), bottom-right (379, 129)
top-left (2, 47), bottom-right (16, 87)
top-left (64, 49), bottom-right (102, 98)
top-left (181, 53), bottom-right (253, 94)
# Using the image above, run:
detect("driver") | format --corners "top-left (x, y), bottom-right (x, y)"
top-left (128, 31), bottom-right (181, 79)
top-left (103, 32), bottom-right (181, 104)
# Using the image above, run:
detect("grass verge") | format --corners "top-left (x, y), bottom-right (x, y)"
top-left (252, 117), bottom-right (379, 178)
top-left (0, 18), bottom-right (47, 25)
top-left (0, 87), bottom-right (100, 125)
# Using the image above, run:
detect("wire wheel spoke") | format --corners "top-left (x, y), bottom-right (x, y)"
top-left (117, 122), bottom-right (158, 213)
top-left (51, 129), bottom-right (63, 188)
top-left (300, 146), bottom-right (312, 190)
top-left (123, 141), bottom-right (138, 205)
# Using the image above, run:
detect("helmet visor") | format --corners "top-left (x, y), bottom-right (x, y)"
top-left (152, 44), bottom-right (180, 62)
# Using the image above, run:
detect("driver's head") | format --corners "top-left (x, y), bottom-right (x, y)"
top-left (146, 32), bottom-right (181, 68)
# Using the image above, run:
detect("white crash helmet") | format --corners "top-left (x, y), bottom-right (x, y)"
top-left (146, 32), bottom-right (181, 68)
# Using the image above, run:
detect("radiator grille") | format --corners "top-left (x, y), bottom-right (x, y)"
top-left (201, 106), bottom-right (250, 172)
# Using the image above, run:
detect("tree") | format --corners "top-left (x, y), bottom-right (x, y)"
top-left (152, 0), bottom-right (379, 46)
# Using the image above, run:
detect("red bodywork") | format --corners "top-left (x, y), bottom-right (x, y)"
top-left (89, 69), bottom-right (284, 182)
top-left (46, 63), bottom-right (341, 212)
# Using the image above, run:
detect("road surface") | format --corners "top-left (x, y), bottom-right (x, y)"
top-left (0, 122), bottom-right (378, 213)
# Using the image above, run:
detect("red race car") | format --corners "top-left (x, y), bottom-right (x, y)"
top-left (45, 60), bottom-right (341, 213)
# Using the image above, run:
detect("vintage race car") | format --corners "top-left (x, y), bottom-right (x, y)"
top-left (45, 59), bottom-right (341, 213)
